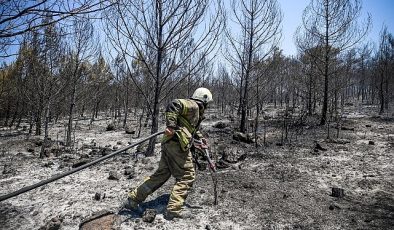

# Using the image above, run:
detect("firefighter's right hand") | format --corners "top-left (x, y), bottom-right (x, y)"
top-left (201, 138), bottom-right (209, 147)
top-left (165, 127), bottom-right (175, 137)
top-left (195, 141), bottom-right (208, 150)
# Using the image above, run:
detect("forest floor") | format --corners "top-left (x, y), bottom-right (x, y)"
top-left (0, 104), bottom-right (393, 230)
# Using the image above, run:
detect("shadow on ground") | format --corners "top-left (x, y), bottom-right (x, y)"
top-left (118, 194), bottom-right (170, 219)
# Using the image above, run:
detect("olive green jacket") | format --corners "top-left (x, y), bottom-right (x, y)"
top-left (162, 99), bottom-right (205, 150)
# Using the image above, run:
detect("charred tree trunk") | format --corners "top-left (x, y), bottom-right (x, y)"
top-left (238, 67), bottom-right (244, 116)
top-left (9, 99), bottom-right (19, 128)
top-left (379, 72), bottom-right (385, 114)
top-left (254, 74), bottom-right (260, 148)
top-left (137, 107), bottom-right (145, 138)
top-left (3, 100), bottom-right (11, 127)
top-left (66, 83), bottom-right (77, 147)
top-left (95, 100), bottom-right (100, 119)
top-left (16, 103), bottom-right (25, 129)
top-left (123, 79), bottom-right (129, 128)
top-left (147, 91), bottom-right (160, 156)
top-left (40, 100), bottom-right (51, 158)
top-left (240, 7), bottom-right (254, 134)
top-left (320, 1), bottom-right (330, 126)
top-left (146, 0), bottom-right (163, 157)
top-left (28, 109), bottom-right (34, 135)
top-left (384, 70), bottom-right (389, 110)
top-left (307, 73), bottom-right (313, 115)
top-left (35, 100), bottom-right (42, 136)
top-left (80, 104), bottom-right (85, 117)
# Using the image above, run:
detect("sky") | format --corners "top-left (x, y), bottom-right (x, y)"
top-left (278, 0), bottom-right (394, 56)
top-left (2, 0), bottom-right (393, 63)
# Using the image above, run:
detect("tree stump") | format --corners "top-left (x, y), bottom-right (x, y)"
top-left (331, 187), bottom-right (344, 198)
top-left (315, 142), bottom-right (327, 151)
top-left (80, 211), bottom-right (119, 230)
top-left (94, 192), bottom-right (101, 201)
top-left (108, 171), bottom-right (120, 180)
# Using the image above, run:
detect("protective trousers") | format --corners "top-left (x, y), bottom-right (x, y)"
top-left (128, 140), bottom-right (196, 214)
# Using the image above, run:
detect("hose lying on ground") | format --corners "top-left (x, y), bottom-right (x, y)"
top-left (0, 131), bottom-right (164, 202)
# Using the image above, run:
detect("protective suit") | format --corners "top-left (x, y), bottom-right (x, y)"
top-left (127, 98), bottom-right (206, 215)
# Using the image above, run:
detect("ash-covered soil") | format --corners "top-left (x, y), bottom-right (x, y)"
top-left (0, 106), bottom-right (393, 230)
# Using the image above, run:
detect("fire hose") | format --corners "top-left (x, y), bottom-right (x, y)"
top-left (0, 131), bottom-right (164, 202)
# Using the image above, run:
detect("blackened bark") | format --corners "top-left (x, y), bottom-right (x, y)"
top-left (146, 0), bottom-right (163, 156)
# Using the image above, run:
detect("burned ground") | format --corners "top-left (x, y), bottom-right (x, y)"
top-left (0, 106), bottom-right (393, 230)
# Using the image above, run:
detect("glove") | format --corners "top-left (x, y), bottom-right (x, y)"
top-left (195, 138), bottom-right (208, 149)
top-left (165, 127), bottom-right (175, 137)
top-left (201, 138), bottom-right (209, 147)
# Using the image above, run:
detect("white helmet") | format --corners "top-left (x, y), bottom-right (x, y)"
top-left (191, 87), bottom-right (213, 104)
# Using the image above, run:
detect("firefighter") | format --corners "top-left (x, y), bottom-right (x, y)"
top-left (122, 87), bottom-right (213, 220)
